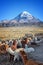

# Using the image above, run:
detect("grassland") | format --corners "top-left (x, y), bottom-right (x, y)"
top-left (0, 26), bottom-right (43, 40)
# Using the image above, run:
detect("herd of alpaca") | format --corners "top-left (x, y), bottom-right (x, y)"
top-left (20, 51), bottom-right (43, 65)
top-left (0, 38), bottom-right (43, 65)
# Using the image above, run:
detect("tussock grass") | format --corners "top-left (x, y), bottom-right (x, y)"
top-left (0, 26), bottom-right (43, 40)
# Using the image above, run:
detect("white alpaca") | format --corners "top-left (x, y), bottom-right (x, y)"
top-left (17, 39), bottom-right (22, 47)
top-left (6, 47), bottom-right (23, 61)
top-left (24, 44), bottom-right (35, 53)
top-left (24, 47), bottom-right (35, 53)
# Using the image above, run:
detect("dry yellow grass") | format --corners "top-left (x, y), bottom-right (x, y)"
top-left (0, 26), bottom-right (43, 40)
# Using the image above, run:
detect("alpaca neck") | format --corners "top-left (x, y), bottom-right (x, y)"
top-left (22, 54), bottom-right (28, 65)
top-left (20, 51), bottom-right (28, 65)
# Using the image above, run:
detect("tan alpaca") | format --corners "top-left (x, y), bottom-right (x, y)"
top-left (20, 51), bottom-right (43, 65)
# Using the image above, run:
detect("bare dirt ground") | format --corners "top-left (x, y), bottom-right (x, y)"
top-left (0, 41), bottom-right (43, 65)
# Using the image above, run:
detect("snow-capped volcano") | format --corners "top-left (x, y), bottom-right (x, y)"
top-left (0, 11), bottom-right (43, 27)
top-left (14, 11), bottom-right (40, 23)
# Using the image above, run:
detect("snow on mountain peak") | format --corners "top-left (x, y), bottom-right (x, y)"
top-left (22, 11), bottom-right (31, 15)
top-left (21, 11), bottom-right (33, 20)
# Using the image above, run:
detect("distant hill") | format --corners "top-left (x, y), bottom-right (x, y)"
top-left (0, 11), bottom-right (43, 27)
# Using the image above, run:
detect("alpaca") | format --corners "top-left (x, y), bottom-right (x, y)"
top-left (20, 51), bottom-right (43, 65)
top-left (0, 43), bottom-right (9, 54)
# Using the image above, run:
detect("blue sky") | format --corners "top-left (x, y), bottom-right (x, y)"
top-left (0, 0), bottom-right (43, 21)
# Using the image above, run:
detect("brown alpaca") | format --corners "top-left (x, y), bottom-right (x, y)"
top-left (0, 44), bottom-right (9, 54)
top-left (21, 38), bottom-right (28, 48)
top-left (20, 51), bottom-right (43, 65)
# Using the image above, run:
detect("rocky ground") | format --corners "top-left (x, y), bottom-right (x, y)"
top-left (0, 40), bottom-right (43, 65)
